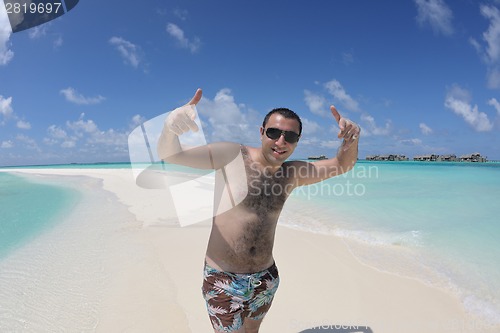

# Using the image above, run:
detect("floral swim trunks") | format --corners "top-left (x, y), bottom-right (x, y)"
top-left (201, 262), bottom-right (280, 332)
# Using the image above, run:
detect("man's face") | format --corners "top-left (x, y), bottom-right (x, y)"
top-left (260, 113), bottom-right (301, 166)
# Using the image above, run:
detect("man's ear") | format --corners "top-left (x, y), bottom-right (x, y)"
top-left (260, 127), bottom-right (264, 135)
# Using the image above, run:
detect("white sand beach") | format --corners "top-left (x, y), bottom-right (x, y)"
top-left (1, 168), bottom-right (497, 333)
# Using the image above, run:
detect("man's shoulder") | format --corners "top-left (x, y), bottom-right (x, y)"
top-left (240, 145), bottom-right (263, 160)
top-left (206, 142), bottom-right (245, 169)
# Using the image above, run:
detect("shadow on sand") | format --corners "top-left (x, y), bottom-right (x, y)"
top-left (299, 325), bottom-right (373, 333)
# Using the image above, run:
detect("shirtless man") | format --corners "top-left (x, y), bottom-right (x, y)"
top-left (158, 88), bottom-right (360, 333)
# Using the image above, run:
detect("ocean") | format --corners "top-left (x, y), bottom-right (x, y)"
top-left (0, 169), bottom-right (137, 331)
top-left (281, 160), bottom-right (500, 326)
top-left (0, 172), bottom-right (80, 258)
top-left (0, 161), bottom-right (499, 328)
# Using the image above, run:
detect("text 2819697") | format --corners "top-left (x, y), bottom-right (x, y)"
top-left (5, 1), bottom-right (63, 15)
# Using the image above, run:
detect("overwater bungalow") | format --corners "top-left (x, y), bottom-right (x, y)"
top-left (365, 154), bottom-right (408, 161)
top-left (460, 153), bottom-right (487, 162)
top-left (413, 154), bottom-right (438, 161)
top-left (369, 153), bottom-right (487, 163)
top-left (437, 154), bottom-right (458, 162)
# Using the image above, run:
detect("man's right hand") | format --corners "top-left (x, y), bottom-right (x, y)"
top-left (164, 88), bottom-right (202, 135)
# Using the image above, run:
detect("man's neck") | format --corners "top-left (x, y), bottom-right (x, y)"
top-left (253, 147), bottom-right (283, 174)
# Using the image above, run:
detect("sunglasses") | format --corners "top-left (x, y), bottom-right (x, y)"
top-left (265, 128), bottom-right (300, 143)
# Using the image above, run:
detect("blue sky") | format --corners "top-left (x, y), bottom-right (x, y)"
top-left (1, 0), bottom-right (500, 166)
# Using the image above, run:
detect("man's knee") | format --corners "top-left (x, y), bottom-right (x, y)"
top-left (244, 317), bottom-right (265, 333)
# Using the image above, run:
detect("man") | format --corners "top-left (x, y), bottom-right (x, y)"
top-left (157, 88), bottom-right (360, 333)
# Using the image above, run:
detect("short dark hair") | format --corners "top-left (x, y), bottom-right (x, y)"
top-left (262, 108), bottom-right (302, 136)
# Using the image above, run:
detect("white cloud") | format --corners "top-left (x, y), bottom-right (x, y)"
top-left (444, 85), bottom-right (494, 132)
top-left (166, 23), bottom-right (201, 53)
top-left (109, 36), bottom-right (141, 68)
top-left (44, 126), bottom-right (75, 148)
top-left (53, 35), bottom-right (63, 48)
top-left (28, 25), bottom-right (48, 39)
top-left (66, 113), bottom-right (98, 136)
top-left (301, 117), bottom-right (322, 136)
top-left (487, 66), bottom-right (500, 90)
top-left (298, 137), bottom-right (319, 146)
top-left (480, 5), bottom-right (500, 64)
top-left (69, 114), bottom-right (128, 147)
top-left (0, 95), bottom-right (13, 118)
top-left (198, 89), bottom-right (258, 143)
top-left (86, 128), bottom-right (127, 146)
top-left (470, 5), bottom-right (500, 89)
top-left (488, 98), bottom-right (500, 114)
top-left (419, 122), bottom-right (433, 135)
top-left (1, 96), bottom-right (31, 129)
top-left (16, 134), bottom-right (40, 151)
top-left (173, 8), bottom-right (189, 21)
top-left (131, 114), bottom-right (146, 127)
top-left (47, 124), bottom-right (68, 139)
top-left (60, 87), bottom-right (105, 105)
top-left (61, 140), bottom-right (76, 148)
top-left (16, 120), bottom-right (31, 129)
top-left (44, 114), bottom-right (133, 153)
top-left (469, 37), bottom-right (482, 54)
top-left (324, 79), bottom-right (360, 112)
top-left (400, 138), bottom-right (423, 146)
top-left (304, 90), bottom-right (328, 117)
top-left (0, 5), bottom-right (14, 65)
top-left (342, 52), bottom-right (354, 65)
top-left (1, 140), bottom-right (13, 148)
top-left (415, 0), bottom-right (454, 36)
top-left (156, 8), bottom-right (167, 16)
top-left (480, 5), bottom-right (500, 89)
top-left (42, 138), bottom-right (57, 146)
top-left (47, 124), bottom-right (82, 147)
top-left (360, 113), bottom-right (391, 136)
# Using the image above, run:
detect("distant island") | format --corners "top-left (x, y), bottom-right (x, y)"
top-left (365, 153), bottom-right (488, 162)
top-left (308, 155), bottom-right (327, 160)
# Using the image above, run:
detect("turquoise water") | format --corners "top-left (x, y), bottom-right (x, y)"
top-left (0, 171), bottom-right (134, 331)
top-left (285, 161), bottom-right (500, 325)
top-left (0, 173), bottom-right (80, 258)
top-left (1, 162), bottom-right (133, 169)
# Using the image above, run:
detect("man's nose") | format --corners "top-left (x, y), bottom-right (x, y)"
top-left (275, 134), bottom-right (286, 146)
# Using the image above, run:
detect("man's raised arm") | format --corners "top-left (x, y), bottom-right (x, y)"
top-left (157, 89), bottom-right (240, 169)
top-left (157, 88), bottom-right (201, 162)
top-left (292, 105), bottom-right (360, 186)
top-left (329, 104), bottom-right (360, 172)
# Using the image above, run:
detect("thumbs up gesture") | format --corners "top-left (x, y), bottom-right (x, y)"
top-left (165, 88), bottom-right (202, 135)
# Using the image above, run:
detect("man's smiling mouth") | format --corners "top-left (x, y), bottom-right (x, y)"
top-left (272, 148), bottom-right (287, 155)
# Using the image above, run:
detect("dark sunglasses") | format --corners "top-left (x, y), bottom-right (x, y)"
top-left (265, 128), bottom-right (300, 143)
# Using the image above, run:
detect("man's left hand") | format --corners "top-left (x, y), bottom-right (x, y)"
top-left (330, 105), bottom-right (360, 151)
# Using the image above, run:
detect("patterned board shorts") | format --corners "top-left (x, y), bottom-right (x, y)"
top-left (201, 262), bottom-right (280, 332)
